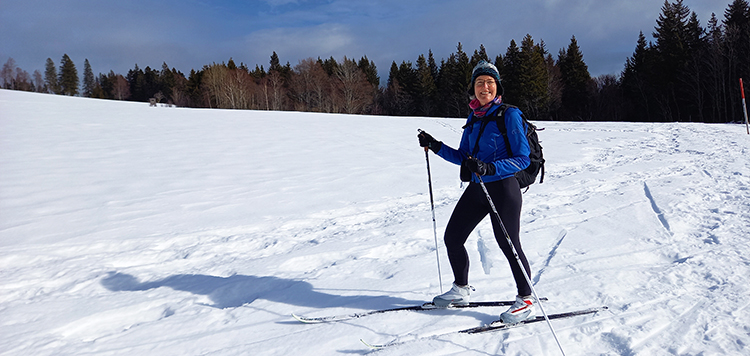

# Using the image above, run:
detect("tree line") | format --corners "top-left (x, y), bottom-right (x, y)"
top-left (2, 0), bottom-right (748, 123)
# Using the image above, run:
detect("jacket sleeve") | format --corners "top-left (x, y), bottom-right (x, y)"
top-left (434, 122), bottom-right (471, 165)
top-left (491, 108), bottom-right (530, 176)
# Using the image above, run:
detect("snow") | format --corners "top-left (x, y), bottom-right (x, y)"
top-left (1, 89), bottom-right (749, 355)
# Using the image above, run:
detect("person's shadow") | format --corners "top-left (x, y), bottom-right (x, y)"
top-left (101, 272), bottom-right (422, 310)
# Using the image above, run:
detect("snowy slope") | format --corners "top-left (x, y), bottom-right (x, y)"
top-left (1, 89), bottom-right (749, 355)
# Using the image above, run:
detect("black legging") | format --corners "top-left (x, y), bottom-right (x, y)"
top-left (443, 177), bottom-right (532, 296)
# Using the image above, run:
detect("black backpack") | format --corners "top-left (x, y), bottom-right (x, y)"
top-left (494, 104), bottom-right (545, 189)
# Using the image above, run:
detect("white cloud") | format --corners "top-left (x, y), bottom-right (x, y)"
top-left (242, 23), bottom-right (357, 64)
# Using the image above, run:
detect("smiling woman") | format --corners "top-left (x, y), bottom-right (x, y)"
top-left (417, 60), bottom-right (536, 324)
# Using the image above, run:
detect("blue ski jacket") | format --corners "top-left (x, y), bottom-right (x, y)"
top-left (436, 104), bottom-right (531, 184)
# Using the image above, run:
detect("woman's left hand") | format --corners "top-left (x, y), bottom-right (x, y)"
top-left (465, 157), bottom-right (496, 176)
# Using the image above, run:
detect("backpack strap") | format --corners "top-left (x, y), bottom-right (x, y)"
top-left (493, 103), bottom-right (515, 157)
top-left (464, 105), bottom-right (505, 157)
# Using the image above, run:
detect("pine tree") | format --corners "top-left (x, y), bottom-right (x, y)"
top-left (435, 43), bottom-right (472, 117)
top-left (502, 40), bottom-right (522, 103)
top-left (545, 52), bottom-right (563, 119)
top-left (652, 0), bottom-right (692, 121)
top-left (682, 11), bottom-right (707, 122)
top-left (58, 54), bottom-right (79, 96)
top-left (127, 64), bottom-right (145, 101)
top-left (187, 69), bottom-right (205, 107)
top-left (160, 62), bottom-right (176, 102)
top-left (558, 36), bottom-right (592, 120)
top-left (320, 56), bottom-right (339, 77)
top-left (384, 61), bottom-right (402, 115)
top-left (386, 60), bottom-right (418, 115)
top-left (622, 32), bottom-right (657, 121)
top-left (44, 58), bottom-right (59, 94)
top-left (494, 54), bottom-right (504, 80)
top-left (142, 66), bottom-right (160, 100)
top-left (427, 50), bottom-right (439, 84)
top-left (705, 13), bottom-right (728, 122)
top-left (456, 42), bottom-right (471, 92)
top-left (416, 54), bottom-right (437, 116)
top-left (724, 0), bottom-right (750, 122)
top-left (470, 44), bottom-right (489, 68)
top-left (82, 59), bottom-right (95, 97)
top-left (517, 34), bottom-right (549, 119)
top-left (357, 56), bottom-right (379, 87)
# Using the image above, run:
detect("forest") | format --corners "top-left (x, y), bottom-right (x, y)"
top-left (2, 0), bottom-right (749, 123)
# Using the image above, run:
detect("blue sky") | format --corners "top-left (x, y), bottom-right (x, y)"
top-left (0, 0), bottom-right (731, 85)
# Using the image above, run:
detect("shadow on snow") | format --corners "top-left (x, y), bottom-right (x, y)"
top-left (101, 272), bottom-right (422, 310)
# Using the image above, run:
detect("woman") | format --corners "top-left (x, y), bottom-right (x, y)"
top-left (417, 60), bottom-right (534, 324)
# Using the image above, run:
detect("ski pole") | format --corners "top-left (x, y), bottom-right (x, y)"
top-left (475, 173), bottom-right (566, 356)
top-left (418, 129), bottom-right (444, 294)
top-left (740, 78), bottom-right (748, 135)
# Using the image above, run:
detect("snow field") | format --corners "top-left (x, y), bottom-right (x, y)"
top-left (1, 89), bottom-right (749, 355)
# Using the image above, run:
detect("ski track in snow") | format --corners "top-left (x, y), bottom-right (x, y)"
top-left (1, 90), bottom-right (750, 355)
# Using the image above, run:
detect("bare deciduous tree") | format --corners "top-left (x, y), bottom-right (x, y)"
top-left (290, 58), bottom-right (330, 112)
top-left (335, 57), bottom-right (374, 114)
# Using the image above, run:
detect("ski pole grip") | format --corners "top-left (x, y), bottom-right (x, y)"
top-left (417, 129), bottom-right (429, 152)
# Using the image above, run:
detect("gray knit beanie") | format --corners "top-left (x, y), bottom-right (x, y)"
top-left (468, 60), bottom-right (504, 97)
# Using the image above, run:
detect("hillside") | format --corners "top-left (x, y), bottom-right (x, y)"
top-left (1, 89), bottom-right (749, 355)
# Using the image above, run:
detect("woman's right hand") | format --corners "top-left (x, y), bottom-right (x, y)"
top-left (418, 130), bottom-right (442, 153)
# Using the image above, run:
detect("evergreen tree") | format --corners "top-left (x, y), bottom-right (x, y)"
top-left (386, 61), bottom-right (418, 115)
top-left (621, 31), bottom-right (657, 121)
top-left (427, 50), bottom-right (439, 84)
top-left (502, 40), bottom-right (522, 103)
top-left (416, 54), bottom-right (437, 116)
top-left (250, 64), bottom-right (266, 80)
top-left (269, 51), bottom-right (291, 82)
top-left (682, 11), bottom-right (707, 122)
top-left (320, 56), bottom-right (339, 77)
top-left (494, 54), bottom-right (504, 80)
top-left (127, 64), bottom-right (145, 101)
top-left (704, 13), bottom-right (728, 122)
top-left (44, 57), bottom-right (59, 94)
top-left (545, 52), bottom-right (563, 119)
top-left (470, 44), bottom-right (490, 68)
top-left (357, 55), bottom-right (379, 87)
top-left (558, 36), bottom-right (592, 120)
top-left (82, 59), bottom-right (95, 97)
top-left (384, 61), bottom-right (410, 115)
top-left (652, 0), bottom-right (692, 121)
top-left (269, 52), bottom-right (282, 72)
top-left (187, 69), bottom-right (205, 107)
top-left (160, 62), bottom-right (176, 102)
top-left (456, 42), bottom-right (471, 92)
top-left (724, 0), bottom-right (750, 121)
top-left (517, 34), bottom-right (549, 120)
top-left (435, 43), bottom-right (471, 117)
top-left (142, 66), bottom-right (160, 100)
top-left (58, 54), bottom-right (79, 96)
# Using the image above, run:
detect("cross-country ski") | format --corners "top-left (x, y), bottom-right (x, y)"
top-left (361, 306), bottom-right (608, 349)
top-left (292, 298), bottom-right (549, 323)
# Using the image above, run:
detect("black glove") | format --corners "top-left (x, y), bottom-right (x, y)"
top-left (465, 157), bottom-right (496, 176)
top-left (417, 130), bottom-right (442, 153)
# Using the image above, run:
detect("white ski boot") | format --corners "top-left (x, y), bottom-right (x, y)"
top-left (499, 295), bottom-right (535, 324)
top-left (432, 283), bottom-right (473, 307)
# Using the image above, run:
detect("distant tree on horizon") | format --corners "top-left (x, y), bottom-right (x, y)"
top-left (58, 54), bottom-right (79, 96)
top-left (44, 58), bottom-right (60, 94)
top-left (82, 59), bottom-right (95, 97)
